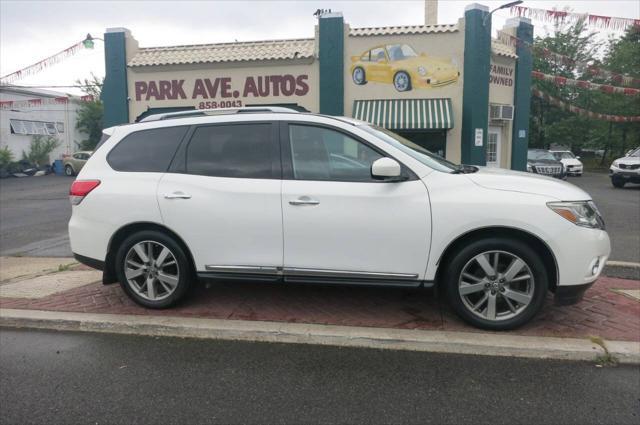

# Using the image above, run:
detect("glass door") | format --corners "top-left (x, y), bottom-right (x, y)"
top-left (487, 127), bottom-right (501, 167)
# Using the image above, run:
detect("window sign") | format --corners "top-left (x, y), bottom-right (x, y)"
top-left (474, 128), bottom-right (483, 147)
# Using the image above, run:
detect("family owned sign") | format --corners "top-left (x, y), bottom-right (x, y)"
top-left (134, 74), bottom-right (310, 102)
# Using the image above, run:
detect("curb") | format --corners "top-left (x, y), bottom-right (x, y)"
top-left (604, 261), bottom-right (640, 280)
top-left (1, 308), bottom-right (639, 364)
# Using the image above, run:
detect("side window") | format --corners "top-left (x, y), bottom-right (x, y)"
top-left (186, 123), bottom-right (273, 179)
top-left (108, 126), bottom-right (188, 172)
top-left (288, 125), bottom-right (383, 182)
top-left (371, 47), bottom-right (386, 62)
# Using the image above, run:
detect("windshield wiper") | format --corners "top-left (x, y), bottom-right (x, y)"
top-left (451, 164), bottom-right (478, 174)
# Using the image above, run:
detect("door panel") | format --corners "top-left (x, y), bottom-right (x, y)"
top-left (282, 179), bottom-right (431, 277)
top-left (158, 174), bottom-right (282, 271)
top-left (281, 122), bottom-right (431, 279)
top-left (157, 122), bottom-right (282, 271)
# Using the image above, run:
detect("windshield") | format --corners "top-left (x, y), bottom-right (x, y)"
top-left (359, 125), bottom-right (459, 173)
top-left (528, 150), bottom-right (556, 161)
top-left (387, 44), bottom-right (418, 61)
top-left (628, 148), bottom-right (640, 157)
top-left (552, 151), bottom-right (575, 160)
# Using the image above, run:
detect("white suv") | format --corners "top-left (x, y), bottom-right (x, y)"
top-left (69, 107), bottom-right (610, 330)
top-left (610, 147), bottom-right (640, 188)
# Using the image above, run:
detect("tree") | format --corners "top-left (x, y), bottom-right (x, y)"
top-left (23, 135), bottom-right (59, 167)
top-left (528, 19), bottom-right (639, 158)
top-left (75, 73), bottom-right (104, 151)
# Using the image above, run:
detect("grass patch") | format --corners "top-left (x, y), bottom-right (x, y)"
top-left (590, 336), bottom-right (618, 367)
top-left (57, 263), bottom-right (73, 272)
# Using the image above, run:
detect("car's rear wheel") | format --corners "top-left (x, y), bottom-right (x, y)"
top-left (115, 230), bottom-right (192, 308)
top-left (611, 176), bottom-right (625, 188)
top-left (64, 165), bottom-right (75, 176)
top-left (352, 67), bottom-right (367, 85)
top-left (393, 71), bottom-right (411, 92)
top-left (444, 238), bottom-right (548, 330)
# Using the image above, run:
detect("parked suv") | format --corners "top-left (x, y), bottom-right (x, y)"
top-left (69, 107), bottom-right (610, 330)
top-left (526, 149), bottom-right (566, 179)
top-left (609, 147), bottom-right (640, 188)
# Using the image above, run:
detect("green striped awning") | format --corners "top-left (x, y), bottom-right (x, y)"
top-left (352, 98), bottom-right (454, 130)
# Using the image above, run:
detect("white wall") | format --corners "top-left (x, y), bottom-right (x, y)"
top-left (0, 90), bottom-right (85, 163)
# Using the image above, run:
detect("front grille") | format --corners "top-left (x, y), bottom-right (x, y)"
top-left (619, 163), bottom-right (640, 170)
top-left (535, 166), bottom-right (562, 175)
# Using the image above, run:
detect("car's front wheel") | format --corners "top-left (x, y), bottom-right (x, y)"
top-left (352, 67), bottom-right (367, 85)
top-left (115, 230), bottom-right (192, 308)
top-left (64, 165), bottom-right (75, 176)
top-left (443, 238), bottom-right (548, 330)
top-left (611, 176), bottom-right (626, 188)
top-left (393, 71), bottom-right (411, 92)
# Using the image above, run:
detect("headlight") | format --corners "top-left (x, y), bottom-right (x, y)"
top-left (612, 160), bottom-right (620, 167)
top-left (527, 163), bottom-right (533, 172)
top-left (547, 201), bottom-right (605, 230)
top-left (418, 66), bottom-right (427, 76)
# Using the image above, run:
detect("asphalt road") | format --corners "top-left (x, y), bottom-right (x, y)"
top-left (0, 172), bottom-right (637, 262)
top-left (0, 175), bottom-right (72, 257)
top-left (0, 329), bottom-right (638, 425)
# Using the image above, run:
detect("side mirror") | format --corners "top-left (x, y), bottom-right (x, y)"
top-left (575, 156), bottom-right (581, 160)
top-left (372, 157), bottom-right (402, 179)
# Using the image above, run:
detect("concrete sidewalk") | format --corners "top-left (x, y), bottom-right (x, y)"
top-left (1, 256), bottom-right (639, 363)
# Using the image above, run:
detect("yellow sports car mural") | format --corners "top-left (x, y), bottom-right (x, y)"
top-left (350, 44), bottom-right (460, 92)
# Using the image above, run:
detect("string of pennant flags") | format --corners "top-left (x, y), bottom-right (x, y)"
top-left (531, 71), bottom-right (640, 97)
top-left (0, 95), bottom-right (94, 110)
top-left (509, 6), bottom-right (640, 31)
top-left (0, 41), bottom-right (87, 85)
top-left (532, 88), bottom-right (640, 122)
top-left (496, 30), bottom-right (640, 87)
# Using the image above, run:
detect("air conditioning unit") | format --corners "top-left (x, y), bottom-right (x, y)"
top-left (490, 104), bottom-right (514, 121)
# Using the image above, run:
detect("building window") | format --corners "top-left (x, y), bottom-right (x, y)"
top-left (487, 132), bottom-right (498, 163)
top-left (9, 119), bottom-right (64, 136)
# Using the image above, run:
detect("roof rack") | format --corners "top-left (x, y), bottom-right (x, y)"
top-left (139, 106), bottom-right (300, 122)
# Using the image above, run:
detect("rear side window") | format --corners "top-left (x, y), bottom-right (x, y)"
top-left (186, 124), bottom-right (273, 178)
top-left (108, 126), bottom-right (188, 172)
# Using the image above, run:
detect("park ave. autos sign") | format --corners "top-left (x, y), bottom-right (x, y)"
top-left (134, 74), bottom-right (310, 109)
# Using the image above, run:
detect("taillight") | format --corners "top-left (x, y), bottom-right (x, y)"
top-left (69, 180), bottom-right (101, 205)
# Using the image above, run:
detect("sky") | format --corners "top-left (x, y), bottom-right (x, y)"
top-left (1, 0), bottom-right (638, 96)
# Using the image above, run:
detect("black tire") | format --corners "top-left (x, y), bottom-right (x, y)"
top-left (443, 237), bottom-right (548, 330)
top-left (115, 230), bottom-right (193, 309)
top-left (352, 67), bottom-right (367, 85)
top-left (64, 165), bottom-right (75, 176)
top-left (393, 71), bottom-right (411, 92)
top-left (611, 176), bottom-right (625, 188)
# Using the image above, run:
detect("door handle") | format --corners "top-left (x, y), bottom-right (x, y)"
top-left (289, 196), bottom-right (319, 206)
top-left (164, 192), bottom-right (191, 199)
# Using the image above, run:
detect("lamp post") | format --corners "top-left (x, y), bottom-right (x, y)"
top-left (82, 33), bottom-right (104, 49)
top-left (483, 0), bottom-right (523, 27)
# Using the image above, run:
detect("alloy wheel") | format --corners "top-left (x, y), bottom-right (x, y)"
top-left (458, 250), bottom-right (534, 321)
top-left (124, 240), bottom-right (180, 301)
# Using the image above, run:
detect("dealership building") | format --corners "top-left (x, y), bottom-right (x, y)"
top-left (101, 3), bottom-right (533, 169)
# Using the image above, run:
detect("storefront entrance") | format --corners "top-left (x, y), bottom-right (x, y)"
top-left (395, 130), bottom-right (447, 158)
top-left (486, 126), bottom-right (502, 167)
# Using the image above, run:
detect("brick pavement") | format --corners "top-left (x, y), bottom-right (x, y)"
top-left (1, 273), bottom-right (638, 342)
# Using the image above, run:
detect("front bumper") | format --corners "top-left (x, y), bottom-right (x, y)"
top-left (565, 165), bottom-right (583, 175)
top-left (554, 282), bottom-right (594, 305)
top-left (549, 226), bottom-right (610, 295)
top-left (610, 166), bottom-right (640, 183)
